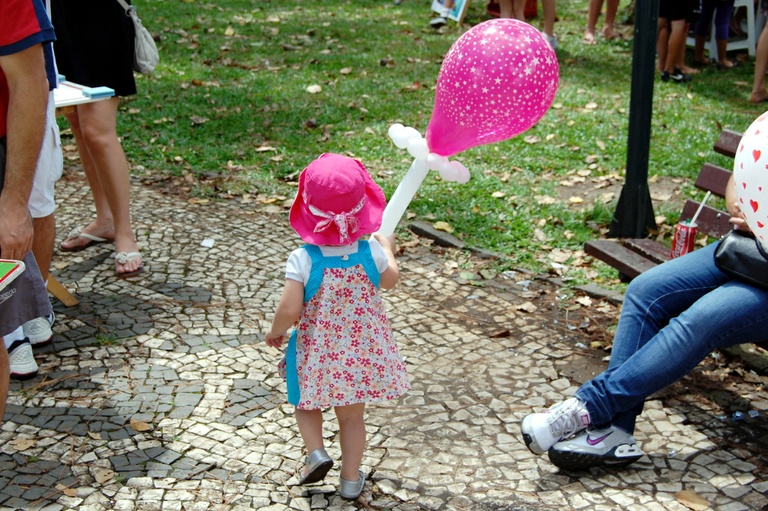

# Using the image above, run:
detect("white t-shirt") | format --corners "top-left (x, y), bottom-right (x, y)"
top-left (286, 239), bottom-right (390, 285)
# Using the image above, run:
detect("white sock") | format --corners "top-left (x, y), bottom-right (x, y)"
top-left (3, 326), bottom-right (25, 349)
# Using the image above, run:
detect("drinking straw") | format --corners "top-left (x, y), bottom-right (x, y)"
top-left (690, 191), bottom-right (712, 225)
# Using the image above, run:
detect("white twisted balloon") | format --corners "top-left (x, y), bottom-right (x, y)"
top-left (377, 124), bottom-right (470, 236)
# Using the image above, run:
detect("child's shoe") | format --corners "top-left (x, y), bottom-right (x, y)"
top-left (339, 470), bottom-right (365, 500)
top-left (542, 31), bottom-right (558, 51)
top-left (298, 448), bottom-right (333, 485)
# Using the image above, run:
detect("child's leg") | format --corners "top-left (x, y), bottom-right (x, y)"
top-left (334, 403), bottom-right (366, 481)
top-left (296, 409), bottom-right (325, 456)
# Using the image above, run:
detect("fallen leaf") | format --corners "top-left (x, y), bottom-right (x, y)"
top-left (93, 468), bottom-right (115, 484)
top-left (340, 67), bottom-right (353, 74)
top-left (459, 271), bottom-right (476, 280)
top-left (569, 196), bottom-right (584, 204)
top-left (306, 84), bottom-right (322, 94)
top-left (516, 302), bottom-right (538, 313)
top-left (585, 102), bottom-right (598, 109)
top-left (56, 484), bottom-right (77, 497)
top-left (224, 26), bottom-right (235, 37)
top-left (255, 145), bottom-right (277, 152)
top-left (130, 419), bottom-right (152, 432)
top-left (675, 490), bottom-right (709, 511)
top-left (10, 437), bottom-right (35, 451)
top-left (576, 296), bottom-right (593, 307)
top-left (491, 191), bottom-right (506, 198)
top-left (187, 198), bottom-right (210, 205)
top-left (433, 221), bottom-right (454, 233)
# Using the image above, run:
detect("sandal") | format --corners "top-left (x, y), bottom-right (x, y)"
top-left (60, 227), bottom-right (113, 252)
top-left (298, 448), bottom-right (333, 485)
top-left (114, 251), bottom-right (145, 279)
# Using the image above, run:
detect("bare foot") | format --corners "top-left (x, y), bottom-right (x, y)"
top-left (60, 221), bottom-right (115, 252)
top-left (582, 30), bottom-right (597, 45)
top-left (678, 65), bottom-right (700, 75)
top-left (750, 90), bottom-right (768, 103)
top-left (601, 26), bottom-right (619, 40)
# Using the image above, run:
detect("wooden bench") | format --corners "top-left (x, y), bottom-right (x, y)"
top-left (585, 129), bottom-right (741, 282)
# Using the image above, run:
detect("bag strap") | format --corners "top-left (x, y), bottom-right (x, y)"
top-left (115, 0), bottom-right (134, 15)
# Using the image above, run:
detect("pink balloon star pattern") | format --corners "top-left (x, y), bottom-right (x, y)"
top-left (426, 18), bottom-right (559, 157)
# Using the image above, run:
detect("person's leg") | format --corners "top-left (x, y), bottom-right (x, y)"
top-left (751, 23), bottom-right (768, 102)
top-left (664, 19), bottom-right (689, 76)
top-left (601, 0), bottom-right (620, 39)
top-left (296, 408), bottom-right (325, 456)
top-left (694, 0), bottom-right (716, 63)
top-left (497, 0), bottom-right (514, 19)
top-left (0, 341), bottom-right (7, 424)
top-left (430, 0), bottom-right (454, 28)
top-left (541, 0), bottom-right (556, 36)
top-left (334, 403), bottom-right (366, 481)
top-left (714, 1), bottom-right (737, 67)
top-left (657, 17), bottom-right (670, 72)
top-left (32, 214), bottom-right (55, 283)
top-left (59, 107), bottom-right (116, 250)
top-left (577, 243), bottom-right (768, 433)
top-left (584, 0), bottom-right (604, 44)
top-left (69, 99), bottom-right (142, 276)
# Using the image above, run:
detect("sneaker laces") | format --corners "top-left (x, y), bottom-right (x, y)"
top-left (548, 400), bottom-right (588, 440)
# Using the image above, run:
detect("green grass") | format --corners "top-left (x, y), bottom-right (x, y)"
top-left (98, 0), bottom-right (765, 289)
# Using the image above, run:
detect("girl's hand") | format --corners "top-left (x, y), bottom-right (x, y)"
top-left (728, 202), bottom-right (752, 233)
top-left (265, 331), bottom-right (285, 348)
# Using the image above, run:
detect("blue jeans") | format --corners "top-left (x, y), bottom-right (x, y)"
top-left (576, 241), bottom-right (768, 433)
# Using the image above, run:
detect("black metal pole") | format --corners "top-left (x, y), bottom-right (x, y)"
top-left (609, 0), bottom-right (660, 238)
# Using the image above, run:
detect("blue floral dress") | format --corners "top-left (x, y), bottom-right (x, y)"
top-left (283, 241), bottom-right (410, 410)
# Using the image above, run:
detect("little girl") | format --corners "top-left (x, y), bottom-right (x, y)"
top-left (265, 153), bottom-right (410, 500)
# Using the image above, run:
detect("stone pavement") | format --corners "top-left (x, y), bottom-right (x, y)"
top-left (2, 172), bottom-right (767, 511)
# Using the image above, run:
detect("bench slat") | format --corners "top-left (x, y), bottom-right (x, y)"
top-left (694, 163), bottom-right (731, 197)
top-left (714, 129), bottom-right (741, 158)
top-left (680, 200), bottom-right (731, 239)
top-left (624, 238), bottom-right (670, 264)
top-left (584, 240), bottom-right (659, 280)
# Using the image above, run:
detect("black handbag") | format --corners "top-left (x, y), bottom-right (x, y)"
top-left (713, 229), bottom-right (768, 289)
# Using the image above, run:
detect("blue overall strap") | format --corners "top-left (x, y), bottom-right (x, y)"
top-left (285, 330), bottom-right (300, 405)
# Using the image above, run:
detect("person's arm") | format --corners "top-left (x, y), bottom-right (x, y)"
top-left (0, 43), bottom-right (49, 260)
top-left (372, 233), bottom-right (399, 290)
top-left (265, 279), bottom-right (305, 348)
top-left (725, 173), bottom-right (751, 232)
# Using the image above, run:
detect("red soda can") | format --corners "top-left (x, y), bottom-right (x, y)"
top-left (670, 221), bottom-right (697, 258)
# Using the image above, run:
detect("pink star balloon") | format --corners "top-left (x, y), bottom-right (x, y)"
top-left (733, 111), bottom-right (768, 250)
top-left (426, 18), bottom-right (559, 157)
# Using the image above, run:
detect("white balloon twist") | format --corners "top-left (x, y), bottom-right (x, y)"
top-left (377, 124), bottom-right (471, 236)
top-left (387, 123), bottom-right (471, 184)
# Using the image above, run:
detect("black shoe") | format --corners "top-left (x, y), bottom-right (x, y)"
top-left (661, 68), bottom-right (692, 83)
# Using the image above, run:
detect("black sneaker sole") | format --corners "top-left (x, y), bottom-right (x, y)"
top-left (547, 449), bottom-right (642, 471)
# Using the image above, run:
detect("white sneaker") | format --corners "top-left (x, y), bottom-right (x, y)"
top-left (8, 339), bottom-right (39, 380)
top-left (23, 315), bottom-right (54, 346)
top-left (430, 15), bottom-right (448, 28)
top-left (521, 398), bottom-right (590, 454)
top-left (548, 426), bottom-right (645, 470)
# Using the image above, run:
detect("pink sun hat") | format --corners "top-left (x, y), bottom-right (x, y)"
top-left (290, 153), bottom-right (387, 245)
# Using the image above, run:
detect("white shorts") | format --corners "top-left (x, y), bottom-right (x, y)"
top-left (29, 90), bottom-right (63, 219)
